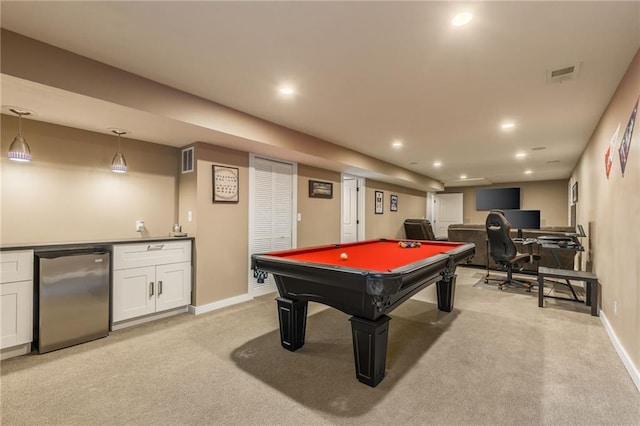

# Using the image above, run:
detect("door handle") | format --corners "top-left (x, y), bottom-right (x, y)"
top-left (150, 282), bottom-right (154, 296)
top-left (158, 280), bottom-right (163, 296)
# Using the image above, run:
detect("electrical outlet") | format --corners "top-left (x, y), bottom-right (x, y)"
top-left (136, 220), bottom-right (145, 232)
top-left (614, 301), bottom-right (617, 316)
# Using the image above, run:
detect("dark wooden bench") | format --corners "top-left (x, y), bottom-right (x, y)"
top-left (537, 267), bottom-right (599, 316)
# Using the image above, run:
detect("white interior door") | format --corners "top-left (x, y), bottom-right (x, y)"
top-left (342, 177), bottom-right (358, 243)
top-left (249, 156), bottom-right (296, 297)
top-left (434, 193), bottom-right (463, 239)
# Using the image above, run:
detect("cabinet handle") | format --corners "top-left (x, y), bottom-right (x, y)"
top-left (158, 280), bottom-right (163, 296)
top-left (150, 282), bottom-right (154, 296)
top-left (147, 244), bottom-right (165, 251)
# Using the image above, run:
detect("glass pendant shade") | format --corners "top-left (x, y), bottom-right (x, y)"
top-left (7, 109), bottom-right (32, 162)
top-left (8, 135), bottom-right (32, 162)
top-left (111, 151), bottom-right (127, 173)
top-left (110, 129), bottom-right (128, 173)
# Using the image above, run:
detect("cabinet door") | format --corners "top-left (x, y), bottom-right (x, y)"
top-left (0, 280), bottom-right (33, 349)
top-left (113, 266), bottom-right (156, 322)
top-left (155, 262), bottom-right (191, 312)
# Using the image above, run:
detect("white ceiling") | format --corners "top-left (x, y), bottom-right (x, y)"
top-left (2, 1), bottom-right (639, 187)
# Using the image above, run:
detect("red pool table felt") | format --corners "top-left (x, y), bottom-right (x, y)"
top-left (269, 239), bottom-right (464, 272)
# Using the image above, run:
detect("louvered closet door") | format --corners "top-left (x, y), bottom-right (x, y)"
top-left (251, 157), bottom-right (294, 295)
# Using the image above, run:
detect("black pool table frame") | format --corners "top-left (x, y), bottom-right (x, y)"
top-left (252, 239), bottom-right (475, 387)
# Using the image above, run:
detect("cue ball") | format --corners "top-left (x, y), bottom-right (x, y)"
top-left (340, 252), bottom-right (348, 260)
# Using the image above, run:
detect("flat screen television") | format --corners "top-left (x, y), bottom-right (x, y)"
top-left (503, 209), bottom-right (541, 239)
top-left (476, 187), bottom-right (520, 210)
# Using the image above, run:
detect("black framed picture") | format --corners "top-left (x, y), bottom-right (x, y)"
top-left (309, 180), bottom-right (333, 198)
top-left (571, 181), bottom-right (578, 204)
top-left (213, 165), bottom-right (239, 203)
top-left (375, 190), bottom-right (384, 214)
top-left (390, 194), bottom-right (398, 212)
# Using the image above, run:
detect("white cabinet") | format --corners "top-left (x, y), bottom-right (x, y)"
top-left (0, 250), bottom-right (34, 356)
top-left (112, 241), bottom-right (191, 324)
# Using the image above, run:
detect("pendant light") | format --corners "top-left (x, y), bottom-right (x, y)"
top-left (110, 129), bottom-right (127, 173)
top-left (7, 108), bottom-right (33, 162)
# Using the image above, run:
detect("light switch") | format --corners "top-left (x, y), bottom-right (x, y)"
top-left (187, 211), bottom-right (193, 222)
top-left (297, 213), bottom-right (302, 222)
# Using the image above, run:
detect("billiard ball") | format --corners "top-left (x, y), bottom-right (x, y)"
top-left (340, 252), bottom-right (348, 260)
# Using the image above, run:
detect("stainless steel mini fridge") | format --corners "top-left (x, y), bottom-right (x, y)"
top-left (36, 248), bottom-right (110, 353)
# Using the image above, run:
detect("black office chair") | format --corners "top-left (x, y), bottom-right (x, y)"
top-left (485, 210), bottom-right (537, 290)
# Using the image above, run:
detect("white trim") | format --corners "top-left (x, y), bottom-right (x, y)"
top-left (356, 178), bottom-right (365, 240)
top-left (1, 343), bottom-right (31, 360)
top-left (111, 306), bottom-right (188, 331)
top-left (188, 293), bottom-right (253, 315)
top-left (600, 311), bottom-right (640, 393)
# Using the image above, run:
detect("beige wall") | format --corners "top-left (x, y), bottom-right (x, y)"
top-left (444, 180), bottom-right (569, 226)
top-left (297, 165), bottom-right (341, 247)
top-left (192, 144), bottom-right (249, 305)
top-left (187, 148), bottom-right (347, 306)
top-left (1, 115), bottom-right (179, 245)
top-left (365, 180), bottom-right (427, 239)
top-left (571, 48), bottom-right (640, 373)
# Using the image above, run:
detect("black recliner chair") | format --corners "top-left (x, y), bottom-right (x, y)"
top-left (485, 210), bottom-right (538, 290)
top-left (403, 219), bottom-right (447, 241)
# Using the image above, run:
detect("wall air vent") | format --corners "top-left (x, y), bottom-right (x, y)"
top-left (181, 146), bottom-right (194, 173)
top-left (547, 62), bottom-right (581, 84)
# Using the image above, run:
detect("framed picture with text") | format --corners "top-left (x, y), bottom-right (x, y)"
top-left (308, 180), bottom-right (333, 199)
top-left (375, 190), bottom-right (384, 214)
top-left (390, 194), bottom-right (398, 212)
top-left (213, 165), bottom-right (239, 203)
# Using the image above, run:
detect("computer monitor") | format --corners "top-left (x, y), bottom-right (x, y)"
top-left (503, 209), bottom-right (541, 239)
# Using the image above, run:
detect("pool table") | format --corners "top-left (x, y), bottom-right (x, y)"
top-left (251, 238), bottom-right (475, 387)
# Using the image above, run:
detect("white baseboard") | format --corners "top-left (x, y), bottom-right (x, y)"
top-left (111, 306), bottom-right (188, 331)
top-left (188, 293), bottom-right (253, 315)
top-left (600, 312), bottom-right (640, 393)
top-left (1, 343), bottom-right (31, 360)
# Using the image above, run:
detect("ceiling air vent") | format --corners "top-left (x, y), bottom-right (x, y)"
top-left (546, 62), bottom-right (581, 84)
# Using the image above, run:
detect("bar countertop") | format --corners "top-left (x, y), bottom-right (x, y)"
top-left (0, 236), bottom-right (194, 252)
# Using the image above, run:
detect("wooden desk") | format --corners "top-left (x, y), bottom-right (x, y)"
top-left (537, 267), bottom-right (599, 316)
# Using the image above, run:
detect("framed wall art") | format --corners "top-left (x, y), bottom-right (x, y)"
top-left (309, 180), bottom-right (333, 199)
top-left (571, 181), bottom-right (578, 204)
top-left (390, 194), bottom-right (398, 212)
top-left (213, 165), bottom-right (239, 203)
top-left (375, 190), bottom-right (384, 214)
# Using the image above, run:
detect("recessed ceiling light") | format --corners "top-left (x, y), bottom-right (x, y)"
top-left (452, 12), bottom-right (472, 27)
top-left (515, 152), bottom-right (527, 159)
top-left (278, 86), bottom-right (295, 96)
top-left (392, 140), bottom-right (403, 148)
top-left (433, 161), bottom-right (442, 167)
top-left (460, 174), bottom-right (467, 179)
top-left (524, 170), bottom-right (533, 175)
top-left (501, 122), bottom-right (516, 130)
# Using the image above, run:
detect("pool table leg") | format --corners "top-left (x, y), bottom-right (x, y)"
top-left (276, 297), bottom-right (308, 351)
top-left (349, 315), bottom-right (391, 387)
top-left (436, 273), bottom-right (457, 312)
